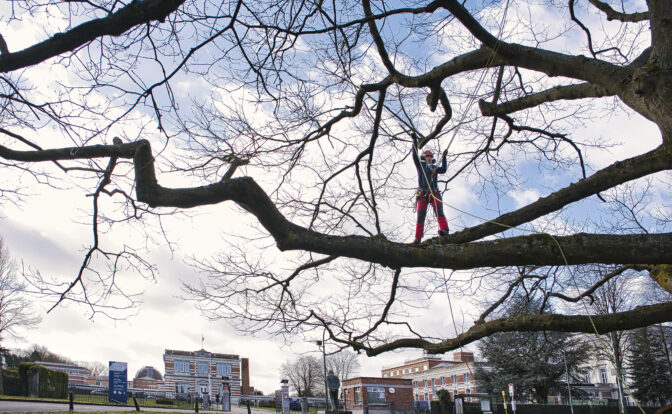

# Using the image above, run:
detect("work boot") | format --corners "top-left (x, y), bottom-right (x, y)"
top-left (413, 238), bottom-right (421, 244)
top-left (438, 228), bottom-right (450, 236)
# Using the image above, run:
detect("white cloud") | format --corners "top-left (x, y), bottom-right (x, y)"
top-left (508, 189), bottom-right (540, 209)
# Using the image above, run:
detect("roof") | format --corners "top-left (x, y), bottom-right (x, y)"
top-left (164, 349), bottom-right (239, 359)
top-left (134, 366), bottom-right (164, 381)
top-left (35, 361), bottom-right (90, 373)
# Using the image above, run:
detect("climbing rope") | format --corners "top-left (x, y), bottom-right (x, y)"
top-left (409, 2), bottom-right (647, 408)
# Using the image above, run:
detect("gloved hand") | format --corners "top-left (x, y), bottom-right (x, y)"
top-left (442, 149), bottom-right (448, 159)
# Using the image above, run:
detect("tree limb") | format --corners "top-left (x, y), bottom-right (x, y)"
top-left (0, 0), bottom-right (186, 73)
top-left (2, 141), bottom-right (672, 270)
top-left (346, 301), bottom-right (672, 356)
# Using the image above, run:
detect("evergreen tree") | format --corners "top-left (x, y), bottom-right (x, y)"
top-left (627, 327), bottom-right (672, 406)
top-left (476, 297), bottom-right (590, 403)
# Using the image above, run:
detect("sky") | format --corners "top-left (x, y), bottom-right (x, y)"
top-left (0, 183), bottom-right (436, 394)
top-left (0, 0), bottom-right (664, 398)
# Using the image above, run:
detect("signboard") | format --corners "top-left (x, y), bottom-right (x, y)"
top-left (109, 361), bottom-right (128, 404)
top-left (508, 383), bottom-right (514, 398)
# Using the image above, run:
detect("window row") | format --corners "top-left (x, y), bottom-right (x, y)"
top-left (172, 360), bottom-right (234, 376)
top-left (413, 374), bottom-right (470, 389)
top-left (417, 388), bottom-right (471, 401)
top-left (388, 365), bottom-right (429, 376)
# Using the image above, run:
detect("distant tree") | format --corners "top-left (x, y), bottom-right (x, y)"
top-left (26, 345), bottom-right (72, 364)
top-left (327, 351), bottom-right (360, 381)
top-left (581, 266), bottom-right (638, 414)
top-left (280, 355), bottom-right (324, 397)
top-left (652, 324), bottom-right (672, 386)
top-left (476, 296), bottom-right (590, 403)
top-left (627, 326), bottom-right (672, 406)
top-left (77, 360), bottom-right (106, 377)
top-left (0, 239), bottom-right (42, 394)
top-left (2, 348), bottom-right (29, 367)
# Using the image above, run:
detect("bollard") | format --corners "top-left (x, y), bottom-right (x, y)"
top-left (247, 399), bottom-right (252, 414)
top-left (133, 397), bottom-right (140, 412)
top-left (195, 396), bottom-right (199, 413)
top-left (69, 391), bottom-right (74, 411)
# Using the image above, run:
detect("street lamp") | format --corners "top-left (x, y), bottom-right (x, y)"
top-left (316, 329), bottom-right (328, 410)
top-left (562, 350), bottom-right (574, 414)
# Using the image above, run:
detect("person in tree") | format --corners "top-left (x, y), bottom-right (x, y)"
top-left (411, 134), bottom-right (449, 243)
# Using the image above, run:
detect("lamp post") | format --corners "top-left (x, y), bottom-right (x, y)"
top-left (316, 329), bottom-right (328, 410)
top-left (562, 350), bottom-right (574, 414)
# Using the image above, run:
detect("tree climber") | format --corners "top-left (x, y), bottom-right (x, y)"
top-left (411, 134), bottom-right (449, 243)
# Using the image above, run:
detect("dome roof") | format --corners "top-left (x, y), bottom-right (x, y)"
top-left (134, 366), bottom-right (163, 381)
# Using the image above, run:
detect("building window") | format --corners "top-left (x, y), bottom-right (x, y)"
top-left (423, 365), bottom-right (428, 370)
top-left (424, 392), bottom-right (428, 401)
top-left (176, 382), bottom-right (189, 393)
top-left (198, 362), bottom-right (209, 375)
top-left (217, 363), bottom-right (232, 376)
top-left (354, 387), bottom-right (361, 405)
top-left (599, 367), bottom-right (608, 384)
top-left (464, 373), bottom-right (470, 383)
top-left (175, 360), bottom-right (189, 373)
top-left (440, 377), bottom-right (445, 385)
top-left (367, 387), bottom-right (386, 405)
top-left (414, 367), bottom-right (418, 372)
top-left (451, 375), bottom-right (457, 384)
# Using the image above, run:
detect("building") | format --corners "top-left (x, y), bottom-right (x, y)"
top-left (133, 366), bottom-right (164, 389)
top-left (85, 375), bottom-right (108, 387)
top-left (342, 377), bottom-right (414, 414)
top-left (381, 352), bottom-right (486, 401)
top-left (35, 361), bottom-right (90, 385)
top-left (381, 356), bottom-right (444, 378)
top-left (163, 348), bottom-right (250, 403)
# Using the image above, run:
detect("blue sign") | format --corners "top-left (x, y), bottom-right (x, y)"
top-left (109, 361), bottom-right (128, 404)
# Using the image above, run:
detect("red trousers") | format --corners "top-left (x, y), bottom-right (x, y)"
top-left (415, 191), bottom-right (448, 240)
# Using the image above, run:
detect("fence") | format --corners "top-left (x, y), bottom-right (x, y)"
top-left (2, 382), bottom-right (205, 410)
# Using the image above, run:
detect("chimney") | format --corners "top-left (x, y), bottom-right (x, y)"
top-left (453, 351), bottom-right (474, 362)
top-left (241, 358), bottom-right (250, 395)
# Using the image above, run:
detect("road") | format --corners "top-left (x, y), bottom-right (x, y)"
top-left (0, 400), bottom-right (279, 413)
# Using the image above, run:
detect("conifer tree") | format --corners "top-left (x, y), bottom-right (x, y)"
top-left (476, 296), bottom-right (590, 403)
top-left (627, 327), bottom-right (672, 406)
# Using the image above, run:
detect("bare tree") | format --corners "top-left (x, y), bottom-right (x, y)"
top-left (327, 351), bottom-right (360, 381)
top-left (0, 239), bottom-right (42, 393)
top-left (280, 355), bottom-right (324, 397)
top-left (77, 360), bottom-right (107, 377)
top-left (0, 0), bottom-right (669, 360)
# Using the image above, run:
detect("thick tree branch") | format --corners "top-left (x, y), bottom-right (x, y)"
top-left (438, 0), bottom-right (632, 89)
top-left (2, 140), bottom-right (672, 270)
top-left (479, 82), bottom-right (613, 116)
top-left (448, 145), bottom-right (672, 243)
top-left (587, 0), bottom-right (649, 22)
top-left (0, 0), bottom-right (186, 73)
top-left (349, 302), bottom-right (672, 356)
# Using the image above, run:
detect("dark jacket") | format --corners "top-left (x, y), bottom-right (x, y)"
top-left (412, 139), bottom-right (447, 192)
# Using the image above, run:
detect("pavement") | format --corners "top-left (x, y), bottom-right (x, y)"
top-left (0, 400), bottom-right (283, 413)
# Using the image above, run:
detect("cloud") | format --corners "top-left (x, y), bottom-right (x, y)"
top-left (508, 189), bottom-right (540, 209)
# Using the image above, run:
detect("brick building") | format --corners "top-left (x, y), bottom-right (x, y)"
top-left (163, 348), bottom-right (250, 403)
top-left (133, 366), bottom-right (164, 389)
top-left (381, 352), bottom-right (487, 401)
top-left (381, 356), bottom-right (444, 378)
top-left (341, 377), bottom-right (414, 414)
